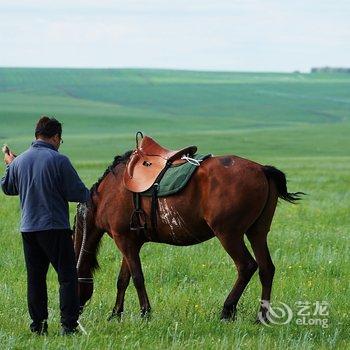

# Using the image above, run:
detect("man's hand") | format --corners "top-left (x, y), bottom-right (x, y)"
top-left (2, 145), bottom-right (16, 165)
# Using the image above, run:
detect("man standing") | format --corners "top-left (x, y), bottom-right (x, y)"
top-left (1, 116), bottom-right (90, 335)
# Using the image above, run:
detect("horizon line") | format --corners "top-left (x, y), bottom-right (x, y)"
top-left (0, 65), bottom-right (312, 74)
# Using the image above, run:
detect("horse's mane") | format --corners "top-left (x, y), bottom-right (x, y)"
top-left (90, 150), bottom-right (132, 194)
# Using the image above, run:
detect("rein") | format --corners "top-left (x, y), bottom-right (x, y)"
top-left (75, 203), bottom-right (94, 284)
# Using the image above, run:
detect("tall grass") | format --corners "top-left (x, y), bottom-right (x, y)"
top-left (0, 68), bottom-right (349, 349)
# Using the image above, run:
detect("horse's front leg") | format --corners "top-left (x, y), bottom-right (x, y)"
top-left (108, 257), bottom-right (131, 321)
top-left (114, 236), bottom-right (151, 318)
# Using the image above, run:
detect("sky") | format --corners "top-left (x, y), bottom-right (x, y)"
top-left (0, 0), bottom-right (349, 72)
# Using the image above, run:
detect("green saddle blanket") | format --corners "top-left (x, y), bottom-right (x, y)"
top-left (141, 154), bottom-right (212, 197)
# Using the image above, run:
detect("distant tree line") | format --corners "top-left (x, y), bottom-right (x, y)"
top-left (311, 67), bottom-right (350, 73)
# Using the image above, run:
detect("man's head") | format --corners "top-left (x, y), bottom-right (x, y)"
top-left (35, 116), bottom-right (63, 150)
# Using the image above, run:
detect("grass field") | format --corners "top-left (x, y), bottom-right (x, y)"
top-left (0, 68), bottom-right (349, 349)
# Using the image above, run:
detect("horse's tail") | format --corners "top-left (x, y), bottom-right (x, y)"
top-left (263, 165), bottom-right (305, 203)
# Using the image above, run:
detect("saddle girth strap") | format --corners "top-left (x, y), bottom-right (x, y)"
top-left (130, 192), bottom-right (149, 239)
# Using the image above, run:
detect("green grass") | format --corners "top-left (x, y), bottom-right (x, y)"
top-left (0, 68), bottom-right (349, 349)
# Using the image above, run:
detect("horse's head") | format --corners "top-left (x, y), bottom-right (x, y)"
top-left (73, 151), bottom-right (131, 313)
top-left (73, 201), bottom-right (102, 313)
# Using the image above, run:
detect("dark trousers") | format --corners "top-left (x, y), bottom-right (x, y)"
top-left (21, 230), bottom-right (79, 330)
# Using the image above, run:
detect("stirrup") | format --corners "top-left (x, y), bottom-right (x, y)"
top-left (130, 209), bottom-right (147, 231)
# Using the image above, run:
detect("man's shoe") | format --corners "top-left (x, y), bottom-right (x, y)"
top-left (60, 326), bottom-right (79, 336)
top-left (30, 320), bottom-right (48, 336)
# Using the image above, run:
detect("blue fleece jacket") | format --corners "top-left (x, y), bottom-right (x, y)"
top-left (1, 140), bottom-right (90, 232)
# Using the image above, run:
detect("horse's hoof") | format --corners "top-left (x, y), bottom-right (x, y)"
top-left (254, 318), bottom-right (262, 325)
top-left (140, 310), bottom-right (151, 320)
top-left (220, 308), bottom-right (236, 322)
top-left (254, 313), bottom-right (270, 325)
top-left (220, 315), bottom-right (236, 322)
top-left (107, 312), bottom-right (122, 322)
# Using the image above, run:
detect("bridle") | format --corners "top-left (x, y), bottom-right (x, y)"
top-left (75, 203), bottom-right (94, 284)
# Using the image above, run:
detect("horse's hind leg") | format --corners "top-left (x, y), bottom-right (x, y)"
top-left (216, 232), bottom-right (258, 321)
top-left (246, 232), bottom-right (275, 323)
top-left (246, 181), bottom-right (278, 323)
top-left (108, 257), bottom-right (131, 321)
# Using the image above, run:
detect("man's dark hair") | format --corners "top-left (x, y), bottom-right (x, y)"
top-left (35, 116), bottom-right (62, 139)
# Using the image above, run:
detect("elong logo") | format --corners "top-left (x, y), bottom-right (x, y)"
top-left (258, 300), bottom-right (329, 328)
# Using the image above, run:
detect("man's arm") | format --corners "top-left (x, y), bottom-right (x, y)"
top-left (1, 145), bottom-right (18, 195)
top-left (1, 164), bottom-right (19, 196)
top-left (59, 156), bottom-right (90, 203)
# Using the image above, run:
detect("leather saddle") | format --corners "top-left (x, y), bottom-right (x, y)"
top-left (124, 134), bottom-right (197, 193)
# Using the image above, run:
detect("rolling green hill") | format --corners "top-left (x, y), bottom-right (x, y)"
top-left (0, 68), bottom-right (349, 349)
top-left (0, 68), bottom-right (349, 162)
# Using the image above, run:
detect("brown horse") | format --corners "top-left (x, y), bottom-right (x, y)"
top-left (73, 151), bottom-right (302, 322)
